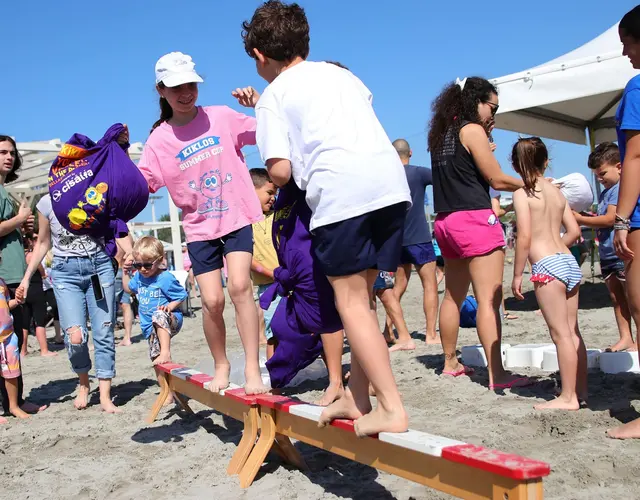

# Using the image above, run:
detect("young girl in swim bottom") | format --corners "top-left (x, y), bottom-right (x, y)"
top-left (510, 137), bottom-right (588, 410)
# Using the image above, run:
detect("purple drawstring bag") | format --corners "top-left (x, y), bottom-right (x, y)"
top-left (48, 124), bottom-right (149, 255)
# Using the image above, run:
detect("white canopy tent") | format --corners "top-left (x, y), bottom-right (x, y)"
top-left (8, 140), bottom-right (185, 270)
top-left (492, 22), bottom-right (638, 147)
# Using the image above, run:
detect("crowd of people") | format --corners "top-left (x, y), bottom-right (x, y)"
top-left (1, 1), bottom-right (640, 442)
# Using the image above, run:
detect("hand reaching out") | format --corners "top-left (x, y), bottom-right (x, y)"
top-left (511, 276), bottom-right (524, 300)
top-left (232, 87), bottom-right (260, 108)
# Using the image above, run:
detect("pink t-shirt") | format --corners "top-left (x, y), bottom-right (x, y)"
top-left (138, 106), bottom-right (263, 243)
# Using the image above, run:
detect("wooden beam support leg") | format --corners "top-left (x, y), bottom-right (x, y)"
top-left (274, 434), bottom-right (308, 471)
top-left (495, 478), bottom-right (544, 500)
top-left (227, 406), bottom-right (260, 476)
top-left (146, 370), bottom-right (171, 424)
top-left (238, 407), bottom-right (277, 488)
top-left (173, 391), bottom-right (194, 415)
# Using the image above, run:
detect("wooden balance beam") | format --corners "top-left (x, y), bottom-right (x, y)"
top-left (147, 363), bottom-right (306, 478)
top-left (239, 394), bottom-right (550, 499)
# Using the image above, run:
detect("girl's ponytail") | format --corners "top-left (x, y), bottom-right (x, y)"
top-left (150, 84), bottom-right (173, 134)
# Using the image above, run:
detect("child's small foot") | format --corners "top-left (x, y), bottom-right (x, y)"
top-left (9, 406), bottom-right (30, 419)
top-left (354, 406), bottom-right (408, 437)
top-left (607, 419), bottom-right (640, 439)
top-left (208, 364), bottom-right (231, 393)
top-left (40, 351), bottom-right (58, 357)
top-left (21, 401), bottom-right (47, 413)
top-left (314, 382), bottom-right (344, 406)
top-left (74, 385), bottom-right (90, 410)
top-left (425, 334), bottom-right (441, 345)
top-left (244, 370), bottom-right (269, 395)
top-left (534, 397), bottom-right (580, 411)
top-left (319, 388), bottom-right (370, 428)
top-left (117, 338), bottom-right (132, 347)
top-left (152, 353), bottom-right (172, 365)
top-left (0, 415), bottom-right (7, 424)
top-left (389, 341), bottom-right (416, 352)
top-left (503, 312), bottom-right (519, 321)
top-left (100, 398), bottom-right (122, 414)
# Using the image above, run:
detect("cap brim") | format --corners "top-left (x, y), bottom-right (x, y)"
top-left (160, 72), bottom-right (204, 87)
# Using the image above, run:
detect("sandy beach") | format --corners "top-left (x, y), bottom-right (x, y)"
top-left (3, 253), bottom-right (639, 500)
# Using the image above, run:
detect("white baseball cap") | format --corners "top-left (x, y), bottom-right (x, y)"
top-left (155, 52), bottom-right (204, 88)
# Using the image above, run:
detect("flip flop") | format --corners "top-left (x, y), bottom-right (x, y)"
top-left (443, 365), bottom-right (475, 377)
top-left (489, 377), bottom-right (533, 390)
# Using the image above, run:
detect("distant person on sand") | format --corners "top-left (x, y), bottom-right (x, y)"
top-left (372, 270), bottom-right (413, 349)
top-left (608, 5), bottom-right (640, 439)
top-left (428, 77), bottom-right (525, 389)
top-left (244, 0), bottom-right (410, 436)
top-left (510, 137), bottom-right (586, 411)
top-left (389, 139), bottom-right (438, 348)
top-left (574, 142), bottom-right (636, 353)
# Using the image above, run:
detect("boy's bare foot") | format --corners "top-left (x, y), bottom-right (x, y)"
top-left (40, 351), bottom-right (58, 357)
top-left (152, 353), bottom-right (172, 365)
top-left (354, 406), bottom-right (409, 437)
top-left (9, 406), bottom-right (30, 419)
top-left (100, 398), bottom-right (123, 414)
top-left (425, 335), bottom-right (440, 345)
top-left (319, 388), bottom-right (371, 427)
top-left (605, 338), bottom-right (637, 352)
top-left (314, 382), bottom-right (344, 406)
top-left (389, 341), bottom-right (416, 352)
top-left (74, 385), bottom-right (90, 410)
top-left (244, 369), bottom-right (269, 395)
top-left (20, 350), bottom-right (27, 357)
top-left (607, 419), bottom-right (640, 439)
top-left (534, 396), bottom-right (580, 411)
top-left (208, 363), bottom-right (231, 393)
top-left (0, 415), bottom-right (7, 424)
top-left (117, 338), bottom-right (132, 347)
top-left (21, 401), bottom-right (47, 413)
top-left (162, 394), bottom-right (175, 407)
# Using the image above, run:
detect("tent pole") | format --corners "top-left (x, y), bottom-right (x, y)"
top-left (587, 126), bottom-right (599, 283)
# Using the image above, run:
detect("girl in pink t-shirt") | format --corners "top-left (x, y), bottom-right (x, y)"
top-left (137, 52), bottom-right (268, 395)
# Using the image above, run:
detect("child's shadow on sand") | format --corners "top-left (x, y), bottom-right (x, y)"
top-left (28, 377), bottom-right (77, 406)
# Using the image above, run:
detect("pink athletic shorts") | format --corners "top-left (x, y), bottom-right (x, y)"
top-left (434, 209), bottom-right (505, 260)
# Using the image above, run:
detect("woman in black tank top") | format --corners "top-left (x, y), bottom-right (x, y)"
top-left (427, 77), bottom-right (525, 390)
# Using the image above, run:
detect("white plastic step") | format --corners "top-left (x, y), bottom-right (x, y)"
top-left (461, 344), bottom-right (511, 368)
top-left (504, 344), bottom-right (554, 369)
top-left (541, 347), bottom-right (602, 372)
top-left (599, 351), bottom-right (640, 374)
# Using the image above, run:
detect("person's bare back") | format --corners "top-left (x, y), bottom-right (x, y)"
top-left (517, 178), bottom-right (573, 264)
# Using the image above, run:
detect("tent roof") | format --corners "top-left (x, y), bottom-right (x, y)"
top-left (492, 23), bottom-right (638, 145)
top-left (7, 140), bottom-right (144, 197)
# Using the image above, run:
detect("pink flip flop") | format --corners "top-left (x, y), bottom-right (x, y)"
top-left (489, 377), bottom-right (533, 390)
top-left (443, 365), bottom-right (475, 377)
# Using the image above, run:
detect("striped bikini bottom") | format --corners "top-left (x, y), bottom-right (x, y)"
top-left (531, 253), bottom-right (582, 292)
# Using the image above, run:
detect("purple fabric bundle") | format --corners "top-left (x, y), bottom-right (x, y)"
top-left (48, 124), bottom-right (149, 255)
top-left (260, 181), bottom-right (342, 388)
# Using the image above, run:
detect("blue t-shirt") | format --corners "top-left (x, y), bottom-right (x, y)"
top-left (403, 164), bottom-right (433, 246)
top-left (128, 270), bottom-right (188, 338)
top-left (597, 183), bottom-right (620, 262)
top-left (616, 74), bottom-right (640, 227)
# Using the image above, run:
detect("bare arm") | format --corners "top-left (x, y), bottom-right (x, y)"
top-left (0, 199), bottom-right (30, 238)
top-left (491, 197), bottom-right (506, 218)
top-left (460, 124), bottom-right (524, 192)
top-left (617, 131), bottom-right (640, 220)
top-left (266, 158), bottom-right (292, 188)
top-left (573, 204), bottom-right (615, 229)
top-left (512, 190), bottom-right (531, 278)
top-left (122, 272), bottom-right (132, 294)
top-left (251, 258), bottom-right (274, 280)
top-left (561, 201), bottom-right (581, 248)
top-left (21, 213), bottom-right (52, 286)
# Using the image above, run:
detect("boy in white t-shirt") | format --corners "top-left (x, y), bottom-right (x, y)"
top-left (239, 1), bottom-right (411, 436)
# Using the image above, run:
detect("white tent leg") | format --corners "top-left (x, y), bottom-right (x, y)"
top-left (169, 197), bottom-right (183, 271)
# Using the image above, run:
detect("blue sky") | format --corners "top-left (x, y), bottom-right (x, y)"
top-left (2, 0), bottom-right (636, 221)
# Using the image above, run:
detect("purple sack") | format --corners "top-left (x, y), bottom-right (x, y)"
top-left (48, 124), bottom-right (149, 255)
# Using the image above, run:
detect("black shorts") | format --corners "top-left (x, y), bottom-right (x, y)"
top-left (312, 203), bottom-right (407, 277)
top-left (187, 225), bottom-right (254, 276)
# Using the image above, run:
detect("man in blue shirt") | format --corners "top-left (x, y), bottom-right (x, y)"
top-left (388, 139), bottom-right (439, 348)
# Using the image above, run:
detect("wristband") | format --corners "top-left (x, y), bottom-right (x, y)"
top-left (615, 214), bottom-right (631, 225)
top-left (614, 222), bottom-right (631, 231)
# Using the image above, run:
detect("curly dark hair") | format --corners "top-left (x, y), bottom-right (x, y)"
top-left (510, 137), bottom-right (548, 195)
top-left (242, 1), bottom-right (310, 62)
top-left (621, 5), bottom-right (640, 40)
top-left (427, 77), bottom-right (497, 153)
top-left (0, 135), bottom-right (22, 183)
top-left (588, 142), bottom-right (620, 170)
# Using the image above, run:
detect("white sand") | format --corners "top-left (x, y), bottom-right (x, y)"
top-left (2, 255), bottom-right (639, 500)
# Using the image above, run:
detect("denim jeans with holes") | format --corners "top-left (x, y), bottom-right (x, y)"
top-left (50, 251), bottom-right (116, 379)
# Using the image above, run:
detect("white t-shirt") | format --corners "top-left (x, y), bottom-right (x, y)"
top-left (37, 195), bottom-right (102, 258)
top-left (255, 61), bottom-right (410, 230)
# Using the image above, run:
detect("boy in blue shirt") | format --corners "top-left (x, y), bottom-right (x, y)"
top-left (123, 236), bottom-right (188, 366)
top-left (574, 143), bottom-right (636, 352)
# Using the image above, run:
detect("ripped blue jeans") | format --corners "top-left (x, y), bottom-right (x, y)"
top-left (50, 251), bottom-right (116, 379)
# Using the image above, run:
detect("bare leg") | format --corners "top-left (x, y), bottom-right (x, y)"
top-left (226, 252), bottom-right (269, 395)
top-left (605, 277), bottom-right (636, 352)
top-left (533, 280), bottom-right (580, 411)
top-left (417, 261), bottom-right (440, 344)
top-left (74, 372), bottom-right (90, 410)
top-left (385, 265), bottom-right (411, 338)
top-left (151, 327), bottom-right (172, 366)
top-left (53, 320), bottom-right (63, 343)
top-left (99, 378), bottom-right (122, 414)
top-left (21, 329), bottom-right (28, 357)
top-left (439, 259), bottom-right (471, 374)
top-left (6, 378), bottom-right (29, 419)
top-left (266, 342), bottom-right (275, 360)
top-left (315, 331), bottom-right (345, 406)
top-left (35, 326), bottom-right (56, 357)
top-left (320, 270), bottom-right (407, 436)
top-left (257, 304), bottom-right (268, 346)
top-left (435, 266), bottom-right (445, 286)
top-left (195, 269), bottom-right (231, 393)
top-left (117, 303), bottom-right (133, 347)
top-left (566, 285), bottom-right (587, 401)
top-left (378, 289), bottom-right (415, 351)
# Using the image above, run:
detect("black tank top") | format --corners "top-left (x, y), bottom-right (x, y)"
top-left (431, 121), bottom-right (491, 213)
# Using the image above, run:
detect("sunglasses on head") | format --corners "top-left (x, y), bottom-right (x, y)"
top-left (132, 257), bottom-right (160, 270)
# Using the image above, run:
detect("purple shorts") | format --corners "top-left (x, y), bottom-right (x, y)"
top-left (400, 242), bottom-right (436, 266)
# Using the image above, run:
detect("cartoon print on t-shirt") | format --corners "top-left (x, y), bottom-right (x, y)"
top-left (67, 182), bottom-right (109, 230)
top-left (188, 170), bottom-right (232, 214)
